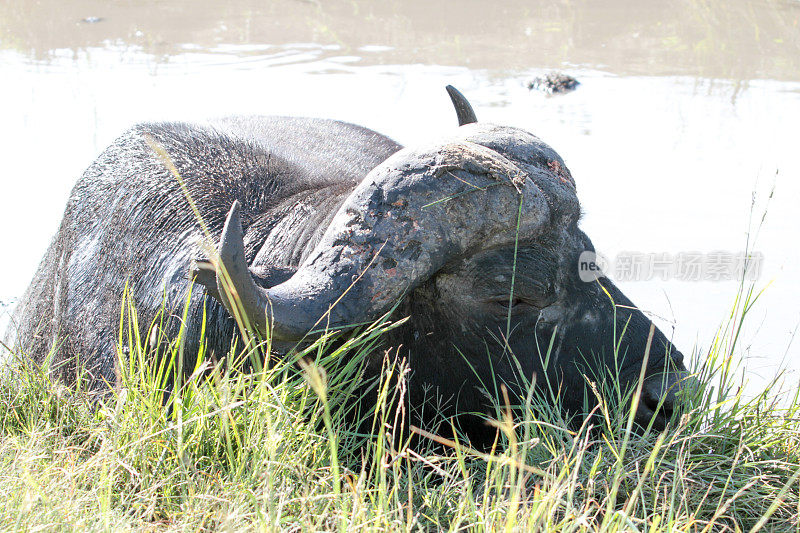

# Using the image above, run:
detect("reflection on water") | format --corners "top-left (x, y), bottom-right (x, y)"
top-left (2, 0), bottom-right (800, 81)
top-left (0, 0), bottom-right (798, 392)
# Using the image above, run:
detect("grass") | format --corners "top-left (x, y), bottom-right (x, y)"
top-left (0, 273), bottom-right (798, 532)
top-left (1, 151), bottom-right (796, 530)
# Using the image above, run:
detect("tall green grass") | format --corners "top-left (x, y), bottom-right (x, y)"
top-left (1, 150), bottom-right (795, 530)
top-left (0, 272), bottom-right (798, 531)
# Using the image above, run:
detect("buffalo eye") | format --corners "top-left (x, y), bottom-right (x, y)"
top-left (488, 296), bottom-right (529, 316)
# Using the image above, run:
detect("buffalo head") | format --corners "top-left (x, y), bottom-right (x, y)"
top-left (200, 86), bottom-right (688, 439)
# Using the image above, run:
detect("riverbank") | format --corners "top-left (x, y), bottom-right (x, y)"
top-left (0, 283), bottom-right (797, 531)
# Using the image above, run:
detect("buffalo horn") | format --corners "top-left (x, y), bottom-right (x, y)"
top-left (445, 85), bottom-right (478, 126)
top-left (216, 201), bottom-right (315, 340)
top-left (212, 130), bottom-right (554, 342)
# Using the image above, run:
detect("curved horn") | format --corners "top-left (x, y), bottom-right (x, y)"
top-left (446, 85), bottom-right (478, 126)
top-left (213, 126), bottom-right (577, 342)
top-left (216, 201), bottom-right (318, 340)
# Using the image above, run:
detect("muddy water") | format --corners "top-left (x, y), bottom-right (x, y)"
top-left (1, 0), bottom-right (799, 393)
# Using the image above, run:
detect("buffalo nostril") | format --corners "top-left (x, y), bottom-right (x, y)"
top-left (640, 383), bottom-right (675, 419)
top-left (644, 389), bottom-right (674, 419)
top-left (638, 377), bottom-right (678, 427)
top-left (670, 350), bottom-right (686, 370)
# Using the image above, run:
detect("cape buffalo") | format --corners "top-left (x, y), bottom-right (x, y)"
top-left (4, 86), bottom-right (687, 444)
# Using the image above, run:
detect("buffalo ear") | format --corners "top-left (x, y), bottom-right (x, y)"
top-left (190, 259), bottom-right (298, 304)
top-left (445, 85), bottom-right (478, 126)
top-left (189, 260), bottom-right (222, 302)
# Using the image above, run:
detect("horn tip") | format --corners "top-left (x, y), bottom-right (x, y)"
top-left (444, 85), bottom-right (478, 126)
top-left (226, 200), bottom-right (242, 228)
top-left (221, 201), bottom-right (245, 258)
top-left (444, 84), bottom-right (459, 98)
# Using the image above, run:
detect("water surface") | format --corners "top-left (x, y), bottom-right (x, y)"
top-left (1, 0), bottom-right (799, 392)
